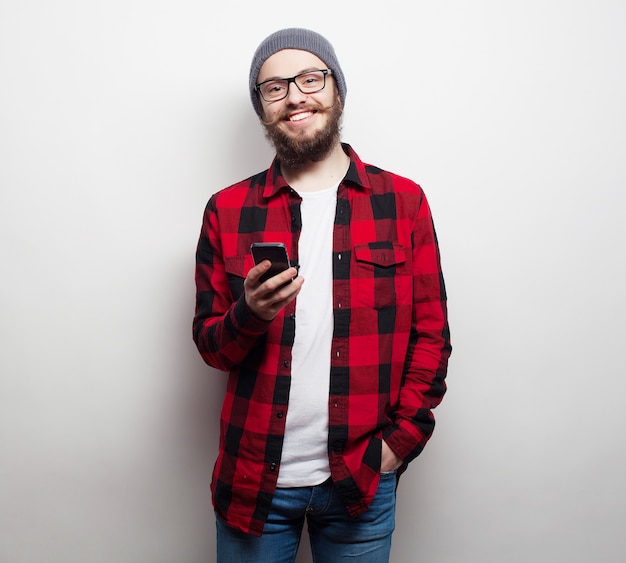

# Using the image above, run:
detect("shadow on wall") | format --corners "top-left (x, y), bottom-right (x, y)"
top-left (208, 95), bottom-right (275, 187)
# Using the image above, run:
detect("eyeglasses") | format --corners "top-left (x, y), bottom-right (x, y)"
top-left (255, 69), bottom-right (333, 102)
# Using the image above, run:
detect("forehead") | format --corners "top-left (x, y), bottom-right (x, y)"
top-left (257, 49), bottom-right (327, 82)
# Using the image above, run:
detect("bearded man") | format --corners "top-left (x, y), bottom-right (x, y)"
top-left (193, 28), bottom-right (451, 563)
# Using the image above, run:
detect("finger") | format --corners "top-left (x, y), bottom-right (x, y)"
top-left (260, 274), bottom-right (304, 310)
top-left (262, 267), bottom-right (299, 291)
top-left (245, 275), bottom-right (303, 321)
top-left (247, 260), bottom-right (272, 284)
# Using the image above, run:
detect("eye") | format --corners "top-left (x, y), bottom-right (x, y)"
top-left (266, 82), bottom-right (284, 93)
top-left (260, 81), bottom-right (287, 99)
top-left (302, 74), bottom-right (321, 85)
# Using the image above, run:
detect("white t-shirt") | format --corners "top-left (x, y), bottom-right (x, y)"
top-left (276, 184), bottom-right (337, 487)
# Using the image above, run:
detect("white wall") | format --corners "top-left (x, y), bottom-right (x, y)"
top-left (1, 1), bottom-right (624, 562)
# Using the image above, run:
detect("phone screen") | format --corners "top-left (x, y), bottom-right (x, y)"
top-left (251, 242), bottom-right (293, 284)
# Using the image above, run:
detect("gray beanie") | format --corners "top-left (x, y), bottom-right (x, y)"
top-left (249, 28), bottom-right (347, 116)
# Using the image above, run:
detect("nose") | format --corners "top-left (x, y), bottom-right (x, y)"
top-left (284, 80), bottom-right (307, 104)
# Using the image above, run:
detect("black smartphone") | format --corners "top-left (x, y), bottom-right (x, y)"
top-left (250, 242), bottom-right (296, 284)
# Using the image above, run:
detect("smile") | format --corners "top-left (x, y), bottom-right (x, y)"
top-left (287, 111), bottom-right (315, 122)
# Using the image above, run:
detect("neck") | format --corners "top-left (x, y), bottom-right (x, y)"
top-left (281, 142), bottom-right (349, 193)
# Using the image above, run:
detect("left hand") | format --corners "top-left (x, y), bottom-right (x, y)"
top-left (381, 440), bottom-right (402, 473)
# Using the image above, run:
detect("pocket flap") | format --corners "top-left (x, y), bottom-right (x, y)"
top-left (354, 243), bottom-right (407, 267)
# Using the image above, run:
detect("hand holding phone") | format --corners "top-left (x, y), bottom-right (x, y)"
top-left (247, 242), bottom-right (302, 321)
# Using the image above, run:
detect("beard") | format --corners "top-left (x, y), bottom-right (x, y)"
top-left (261, 98), bottom-right (343, 169)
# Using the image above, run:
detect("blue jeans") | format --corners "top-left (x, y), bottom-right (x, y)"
top-left (216, 471), bottom-right (397, 562)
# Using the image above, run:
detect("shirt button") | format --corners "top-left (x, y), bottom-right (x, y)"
top-left (284, 360), bottom-right (290, 368)
top-left (290, 313), bottom-right (296, 320)
top-left (270, 463), bottom-right (277, 471)
top-left (277, 411), bottom-right (284, 418)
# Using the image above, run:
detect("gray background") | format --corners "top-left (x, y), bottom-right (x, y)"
top-left (1, 1), bottom-right (625, 561)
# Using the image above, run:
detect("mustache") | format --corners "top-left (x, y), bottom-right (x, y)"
top-left (259, 98), bottom-right (338, 127)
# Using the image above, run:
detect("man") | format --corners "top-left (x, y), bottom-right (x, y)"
top-left (193, 28), bottom-right (451, 562)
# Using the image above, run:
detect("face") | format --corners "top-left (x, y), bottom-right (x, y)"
top-left (256, 49), bottom-right (343, 168)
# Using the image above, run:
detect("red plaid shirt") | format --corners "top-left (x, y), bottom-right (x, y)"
top-left (193, 144), bottom-right (451, 536)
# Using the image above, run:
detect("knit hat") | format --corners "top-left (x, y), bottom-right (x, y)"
top-left (249, 28), bottom-right (347, 116)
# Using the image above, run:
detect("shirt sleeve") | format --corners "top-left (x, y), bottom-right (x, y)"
top-left (192, 194), bottom-right (271, 371)
top-left (383, 192), bottom-right (452, 464)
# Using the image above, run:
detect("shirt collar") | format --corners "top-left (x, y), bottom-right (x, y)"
top-left (262, 143), bottom-right (372, 199)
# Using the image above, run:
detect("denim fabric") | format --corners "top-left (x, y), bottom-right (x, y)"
top-left (216, 472), bottom-right (397, 562)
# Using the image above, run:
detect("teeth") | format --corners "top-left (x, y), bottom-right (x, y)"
top-left (289, 112), bottom-right (312, 122)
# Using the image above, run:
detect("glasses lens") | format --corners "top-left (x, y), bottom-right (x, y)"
top-left (259, 80), bottom-right (288, 102)
top-left (295, 71), bottom-right (326, 93)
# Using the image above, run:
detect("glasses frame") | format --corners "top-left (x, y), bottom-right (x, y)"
top-left (255, 69), bottom-right (333, 103)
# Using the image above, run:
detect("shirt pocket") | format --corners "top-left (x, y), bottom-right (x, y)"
top-left (353, 242), bottom-right (411, 309)
top-left (224, 255), bottom-right (255, 301)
